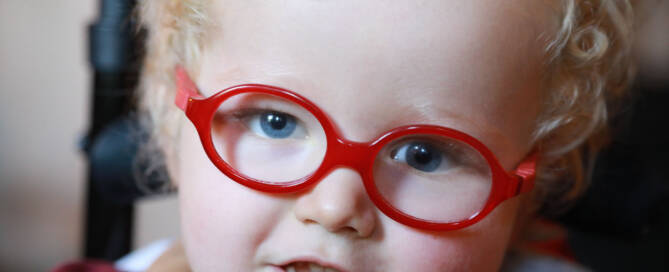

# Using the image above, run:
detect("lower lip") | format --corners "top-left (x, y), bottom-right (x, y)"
top-left (269, 263), bottom-right (345, 272)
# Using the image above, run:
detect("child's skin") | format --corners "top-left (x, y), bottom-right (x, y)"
top-left (174, 0), bottom-right (556, 271)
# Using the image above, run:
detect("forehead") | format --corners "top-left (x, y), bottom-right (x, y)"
top-left (203, 0), bottom-right (556, 75)
top-left (197, 0), bottom-right (557, 165)
top-left (204, 0), bottom-right (554, 76)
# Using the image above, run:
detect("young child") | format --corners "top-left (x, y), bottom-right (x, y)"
top-left (136, 0), bottom-right (635, 271)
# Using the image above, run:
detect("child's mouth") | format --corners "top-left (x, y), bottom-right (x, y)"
top-left (281, 261), bottom-right (342, 272)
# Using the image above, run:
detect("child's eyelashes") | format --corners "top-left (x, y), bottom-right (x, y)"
top-left (210, 97), bottom-right (488, 182)
top-left (390, 141), bottom-right (448, 173)
top-left (243, 110), bottom-right (307, 140)
top-left (217, 107), bottom-right (483, 175)
top-left (386, 137), bottom-right (485, 176)
top-left (226, 109), bottom-right (308, 139)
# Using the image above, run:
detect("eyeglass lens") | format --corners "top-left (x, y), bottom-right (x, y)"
top-left (211, 92), bottom-right (328, 183)
top-left (373, 135), bottom-right (492, 223)
top-left (210, 92), bottom-right (493, 223)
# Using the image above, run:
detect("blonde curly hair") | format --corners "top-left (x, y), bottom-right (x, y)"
top-left (136, 0), bottom-right (636, 212)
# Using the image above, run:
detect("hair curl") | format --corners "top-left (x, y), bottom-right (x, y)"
top-left (533, 0), bottom-right (634, 213)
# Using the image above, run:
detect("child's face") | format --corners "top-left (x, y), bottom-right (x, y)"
top-left (175, 0), bottom-right (553, 271)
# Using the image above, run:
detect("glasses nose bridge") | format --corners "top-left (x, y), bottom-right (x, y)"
top-left (328, 138), bottom-right (373, 172)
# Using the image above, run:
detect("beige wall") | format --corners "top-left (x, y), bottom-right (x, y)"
top-left (0, 0), bottom-right (93, 270)
top-left (0, 1), bottom-right (179, 270)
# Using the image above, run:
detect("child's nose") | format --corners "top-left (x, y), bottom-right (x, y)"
top-left (294, 168), bottom-right (376, 238)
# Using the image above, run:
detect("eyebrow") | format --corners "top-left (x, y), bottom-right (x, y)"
top-left (391, 97), bottom-right (519, 156)
top-left (206, 69), bottom-right (518, 156)
top-left (205, 67), bottom-right (310, 97)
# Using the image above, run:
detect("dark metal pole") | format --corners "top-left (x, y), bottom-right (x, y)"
top-left (84, 0), bottom-right (140, 261)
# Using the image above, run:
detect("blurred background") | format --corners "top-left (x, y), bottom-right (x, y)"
top-left (0, 0), bottom-right (666, 271)
top-left (0, 1), bottom-right (178, 271)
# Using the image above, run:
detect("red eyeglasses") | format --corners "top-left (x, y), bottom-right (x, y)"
top-left (174, 66), bottom-right (537, 231)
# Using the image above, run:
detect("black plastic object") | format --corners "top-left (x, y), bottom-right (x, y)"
top-left (83, 0), bottom-right (147, 261)
top-left (89, 116), bottom-right (170, 205)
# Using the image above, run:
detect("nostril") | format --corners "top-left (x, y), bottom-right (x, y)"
top-left (299, 210), bottom-right (360, 235)
top-left (336, 225), bottom-right (358, 235)
top-left (301, 218), bottom-right (318, 225)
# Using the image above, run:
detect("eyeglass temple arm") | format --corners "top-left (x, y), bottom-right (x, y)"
top-left (175, 65), bottom-right (202, 112)
top-left (512, 151), bottom-right (538, 195)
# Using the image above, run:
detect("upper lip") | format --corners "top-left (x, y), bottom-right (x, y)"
top-left (277, 256), bottom-right (350, 272)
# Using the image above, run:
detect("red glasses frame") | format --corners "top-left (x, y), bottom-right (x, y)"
top-left (174, 67), bottom-right (537, 231)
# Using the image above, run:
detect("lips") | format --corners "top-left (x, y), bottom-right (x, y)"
top-left (281, 261), bottom-right (341, 272)
top-left (276, 257), bottom-right (348, 272)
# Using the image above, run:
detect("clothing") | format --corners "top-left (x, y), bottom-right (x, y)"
top-left (144, 241), bottom-right (190, 272)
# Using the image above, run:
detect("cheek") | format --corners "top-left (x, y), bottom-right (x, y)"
top-left (175, 126), bottom-right (286, 271)
top-left (381, 198), bottom-right (520, 272)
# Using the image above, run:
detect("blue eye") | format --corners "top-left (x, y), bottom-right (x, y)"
top-left (258, 111), bottom-right (297, 138)
top-left (392, 141), bottom-right (443, 172)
